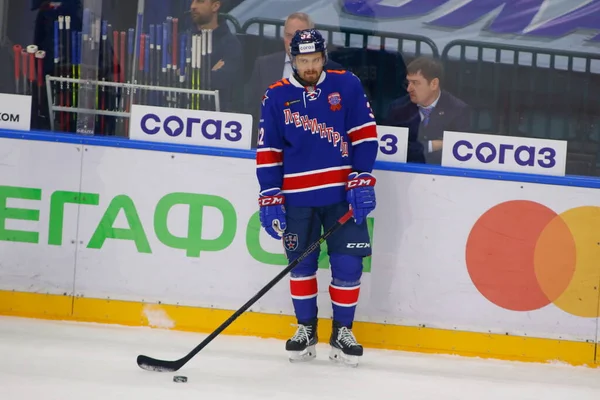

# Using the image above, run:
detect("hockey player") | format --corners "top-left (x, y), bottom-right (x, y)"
top-left (255, 29), bottom-right (378, 367)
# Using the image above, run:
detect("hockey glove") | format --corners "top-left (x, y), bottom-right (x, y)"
top-left (258, 188), bottom-right (287, 240)
top-left (346, 172), bottom-right (376, 225)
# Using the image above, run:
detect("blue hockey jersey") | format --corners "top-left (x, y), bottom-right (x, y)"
top-left (256, 70), bottom-right (378, 207)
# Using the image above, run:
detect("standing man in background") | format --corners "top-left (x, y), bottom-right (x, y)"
top-left (31, 0), bottom-right (82, 130)
top-left (32, 0), bottom-right (82, 77)
top-left (189, 0), bottom-right (243, 112)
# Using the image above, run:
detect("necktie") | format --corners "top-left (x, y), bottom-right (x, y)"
top-left (420, 106), bottom-right (433, 126)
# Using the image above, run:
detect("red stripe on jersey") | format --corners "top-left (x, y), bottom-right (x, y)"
top-left (329, 284), bottom-right (360, 306)
top-left (283, 167), bottom-right (351, 192)
top-left (256, 150), bottom-right (283, 166)
top-left (290, 276), bottom-right (318, 298)
top-left (348, 123), bottom-right (377, 144)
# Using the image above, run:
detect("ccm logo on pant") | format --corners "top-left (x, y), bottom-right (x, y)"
top-left (346, 243), bottom-right (370, 249)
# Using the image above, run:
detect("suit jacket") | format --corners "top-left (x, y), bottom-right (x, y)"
top-left (384, 90), bottom-right (472, 165)
top-left (245, 51), bottom-right (344, 147)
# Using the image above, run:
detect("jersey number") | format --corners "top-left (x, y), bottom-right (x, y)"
top-left (258, 127), bottom-right (265, 146)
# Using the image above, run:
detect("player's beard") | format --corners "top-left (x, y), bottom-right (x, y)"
top-left (300, 69), bottom-right (321, 85)
top-left (192, 12), bottom-right (212, 27)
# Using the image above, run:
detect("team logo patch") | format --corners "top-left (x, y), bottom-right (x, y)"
top-left (328, 92), bottom-right (342, 111)
top-left (261, 91), bottom-right (269, 106)
top-left (284, 233), bottom-right (299, 251)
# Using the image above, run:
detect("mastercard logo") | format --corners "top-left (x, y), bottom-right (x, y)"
top-left (465, 200), bottom-right (600, 317)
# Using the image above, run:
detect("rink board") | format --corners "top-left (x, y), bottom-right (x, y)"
top-left (0, 130), bottom-right (599, 367)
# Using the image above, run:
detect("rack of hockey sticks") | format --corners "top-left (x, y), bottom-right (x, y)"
top-left (45, 76), bottom-right (220, 136)
top-left (25, 9), bottom-right (219, 136)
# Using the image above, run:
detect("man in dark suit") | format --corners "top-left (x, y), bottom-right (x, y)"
top-left (384, 56), bottom-right (472, 165)
top-left (190, 0), bottom-right (243, 112)
top-left (245, 12), bottom-right (343, 147)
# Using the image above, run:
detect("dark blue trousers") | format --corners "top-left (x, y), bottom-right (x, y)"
top-left (283, 202), bottom-right (371, 328)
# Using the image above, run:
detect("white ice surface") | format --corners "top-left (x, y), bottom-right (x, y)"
top-left (0, 316), bottom-right (599, 400)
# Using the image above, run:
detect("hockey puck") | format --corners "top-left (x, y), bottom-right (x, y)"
top-left (173, 375), bottom-right (188, 383)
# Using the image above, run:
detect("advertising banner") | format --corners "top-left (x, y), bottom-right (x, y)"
top-left (231, 0), bottom-right (600, 67)
top-left (0, 138), bottom-right (82, 294)
top-left (0, 136), bottom-right (599, 343)
top-left (0, 94), bottom-right (32, 131)
top-left (129, 104), bottom-right (254, 149)
top-left (377, 126), bottom-right (409, 163)
top-left (441, 131), bottom-right (568, 176)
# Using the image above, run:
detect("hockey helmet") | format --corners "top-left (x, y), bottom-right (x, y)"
top-left (289, 29), bottom-right (328, 65)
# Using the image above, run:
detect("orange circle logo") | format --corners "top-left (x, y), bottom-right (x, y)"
top-left (465, 200), bottom-right (600, 317)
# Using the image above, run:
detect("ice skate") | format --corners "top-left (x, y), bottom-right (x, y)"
top-left (329, 322), bottom-right (363, 367)
top-left (286, 320), bottom-right (318, 363)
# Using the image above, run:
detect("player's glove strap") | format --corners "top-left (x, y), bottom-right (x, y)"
top-left (259, 188), bottom-right (287, 240)
top-left (346, 172), bottom-right (376, 225)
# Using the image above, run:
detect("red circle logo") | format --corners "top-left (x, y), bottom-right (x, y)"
top-left (465, 200), bottom-right (600, 317)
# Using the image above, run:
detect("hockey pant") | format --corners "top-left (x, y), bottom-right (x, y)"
top-left (282, 202), bottom-right (371, 328)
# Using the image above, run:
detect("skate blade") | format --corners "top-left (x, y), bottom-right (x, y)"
top-left (288, 345), bottom-right (317, 363)
top-left (328, 347), bottom-right (360, 368)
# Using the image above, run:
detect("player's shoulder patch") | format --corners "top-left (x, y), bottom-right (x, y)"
top-left (326, 69), bottom-right (347, 75)
top-left (268, 78), bottom-right (291, 90)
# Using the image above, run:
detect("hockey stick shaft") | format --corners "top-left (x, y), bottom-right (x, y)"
top-left (136, 208), bottom-right (354, 373)
top-left (27, 45), bottom-right (37, 102)
top-left (65, 16), bottom-right (71, 132)
top-left (36, 50), bottom-right (45, 109)
top-left (100, 21), bottom-right (107, 135)
top-left (179, 33), bottom-right (186, 109)
top-left (58, 16), bottom-right (64, 130)
top-left (71, 30), bottom-right (78, 126)
top-left (113, 29), bottom-right (119, 132)
top-left (119, 31), bottom-right (126, 134)
top-left (172, 18), bottom-right (178, 107)
top-left (144, 33), bottom-right (150, 105)
top-left (21, 49), bottom-right (28, 95)
top-left (149, 25), bottom-right (155, 106)
top-left (13, 45), bottom-right (21, 94)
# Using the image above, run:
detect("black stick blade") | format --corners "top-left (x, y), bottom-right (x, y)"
top-left (137, 355), bottom-right (183, 372)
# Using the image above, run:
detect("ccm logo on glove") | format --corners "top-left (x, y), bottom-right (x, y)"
top-left (346, 176), bottom-right (376, 188)
top-left (346, 172), bottom-right (377, 225)
top-left (258, 195), bottom-right (285, 206)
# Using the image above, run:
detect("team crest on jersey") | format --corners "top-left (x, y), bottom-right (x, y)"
top-left (284, 233), bottom-right (299, 251)
top-left (262, 91), bottom-right (269, 106)
top-left (328, 92), bottom-right (342, 111)
top-left (306, 88), bottom-right (321, 101)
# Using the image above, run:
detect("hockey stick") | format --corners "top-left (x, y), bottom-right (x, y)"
top-left (137, 208), bottom-right (354, 373)
top-left (65, 16), bottom-right (71, 132)
top-left (179, 33), bottom-right (187, 109)
top-left (12, 45), bottom-right (21, 94)
top-left (172, 18), bottom-right (179, 107)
